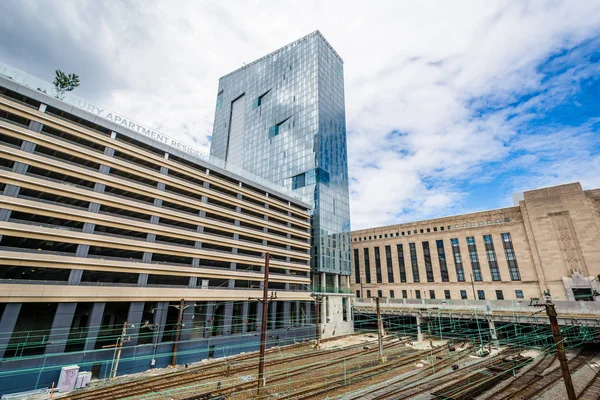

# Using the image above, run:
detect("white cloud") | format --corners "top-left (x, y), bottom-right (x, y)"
top-left (2, 0), bottom-right (599, 229)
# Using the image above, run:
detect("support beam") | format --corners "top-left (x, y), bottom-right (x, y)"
top-left (45, 303), bottom-right (77, 355)
top-left (0, 303), bottom-right (21, 359)
top-left (84, 302), bottom-right (106, 351)
top-left (416, 315), bottom-right (425, 342)
top-left (488, 319), bottom-right (499, 346)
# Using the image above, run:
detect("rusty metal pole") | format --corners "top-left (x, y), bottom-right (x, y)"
top-left (257, 252), bottom-right (270, 399)
top-left (111, 321), bottom-right (127, 379)
top-left (376, 297), bottom-right (385, 362)
top-left (545, 301), bottom-right (576, 400)
top-left (170, 298), bottom-right (185, 367)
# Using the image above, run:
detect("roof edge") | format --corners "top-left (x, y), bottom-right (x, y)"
top-left (219, 30), bottom-right (343, 80)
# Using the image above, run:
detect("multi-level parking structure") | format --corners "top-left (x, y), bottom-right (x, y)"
top-left (0, 74), bottom-right (316, 395)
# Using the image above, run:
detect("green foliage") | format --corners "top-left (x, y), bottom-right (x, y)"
top-left (53, 70), bottom-right (80, 99)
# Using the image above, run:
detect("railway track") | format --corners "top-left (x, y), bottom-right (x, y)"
top-left (271, 345), bottom-right (453, 400)
top-left (490, 349), bottom-right (597, 400)
top-left (430, 355), bottom-right (530, 399)
top-left (483, 353), bottom-right (558, 400)
top-left (178, 339), bottom-right (413, 400)
top-left (360, 350), bottom-right (517, 400)
top-left (64, 336), bottom-right (387, 400)
top-left (578, 367), bottom-right (600, 400)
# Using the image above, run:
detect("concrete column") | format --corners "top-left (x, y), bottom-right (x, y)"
top-left (0, 139), bottom-right (38, 230)
top-left (45, 303), bottom-right (77, 354)
top-left (192, 183), bottom-right (208, 268)
top-left (0, 303), bottom-right (22, 359)
top-left (488, 319), bottom-right (499, 346)
top-left (68, 269), bottom-right (84, 285)
top-left (153, 301), bottom-right (169, 344)
top-left (180, 301), bottom-right (195, 342)
top-left (229, 195), bottom-right (242, 288)
top-left (126, 302), bottom-right (145, 347)
top-left (283, 302), bottom-right (291, 327)
top-left (334, 274), bottom-right (339, 292)
top-left (204, 302), bottom-right (214, 338)
top-left (416, 316), bottom-right (425, 342)
top-left (321, 296), bottom-right (327, 323)
top-left (241, 302), bottom-right (249, 333)
top-left (84, 302), bottom-right (105, 351)
top-left (321, 272), bottom-right (326, 292)
top-left (137, 274), bottom-right (148, 287)
top-left (223, 302), bottom-right (233, 335)
top-left (345, 296), bottom-right (352, 322)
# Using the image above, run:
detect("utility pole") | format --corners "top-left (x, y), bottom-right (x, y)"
top-left (375, 297), bottom-right (386, 363)
top-left (170, 298), bottom-right (187, 367)
top-left (544, 296), bottom-right (576, 400)
top-left (530, 291), bottom-right (576, 400)
top-left (256, 252), bottom-right (277, 399)
top-left (111, 321), bottom-right (128, 379)
top-left (470, 274), bottom-right (476, 299)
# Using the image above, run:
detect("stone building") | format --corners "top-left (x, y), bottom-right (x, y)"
top-left (351, 183), bottom-right (600, 302)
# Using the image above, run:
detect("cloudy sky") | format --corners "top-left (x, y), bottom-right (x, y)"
top-left (1, 0), bottom-right (599, 230)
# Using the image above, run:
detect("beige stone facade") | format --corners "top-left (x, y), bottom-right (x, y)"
top-left (350, 183), bottom-right (600, 302)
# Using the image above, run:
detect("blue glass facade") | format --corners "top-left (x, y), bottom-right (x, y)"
top-left (211, 31), bottom-right (351, 277)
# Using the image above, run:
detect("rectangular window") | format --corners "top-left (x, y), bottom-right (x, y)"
top-left (377, 290), bottom-right (383, 298)
top-left (366, 290), bottom-right (371, 298)
top-left (409, 243), bottom-right (420, 283)
top-left (477, 290), bottom-right (485, 300)
top-left (466, 236), bottom-right (483, 281)
top-left (269, 116), bottom-right (291, 139)
top-left (253, 89), bottom-right (271, 109)
top-left (385, 245), bottom-right (394, 283)
top-left (389, 290), bottom-right (395, 299)
top-left (356, 290), bottom-right (360, 298)
top-left (501, 233), bottom-right (521, 281)
top-left (402, 290), bottom-right (407, 299)
top-left (397, 244), bottom-right (407, 283)
top-left (450, 238), bottom-right (465, 282)
top-left (429, 290), bottom-right (436, 299)
top-left (364, 248), bottom-right (371, 284)
top-left (483, 234), bottom-right (501, 281)
top-left (291, 172), bottom-right (306, 190)
top-left (444, 290), bottom-right (451, 300)
top-left (415, 290), bottom-right (421, 299)
top-left (436, 240), bottom-right (449, 282)
top-left (515, 290), bottom-right (524, 299)
top-left (422, 242), bottom-right (434, 282)
top-left (374, 247), bottom-right (382, 283)
top-left (460, 290), bottom-right (467, 300)
top-left (495, 290), bottom-right (504, 300)
top-left (353, 248), bottom-right (361, 284)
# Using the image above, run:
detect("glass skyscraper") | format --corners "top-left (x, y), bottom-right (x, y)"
top-left (211, 31), bottom-right (351, 288)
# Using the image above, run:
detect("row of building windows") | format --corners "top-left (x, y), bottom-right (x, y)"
top-left (0, 91), bottom-right (310, 221)
top-left (359, 288), bottom-right (525, 300)
top-left (353, 233), bottom-right (521, 284)
top-left (353, 217), bottom-right (512, 242)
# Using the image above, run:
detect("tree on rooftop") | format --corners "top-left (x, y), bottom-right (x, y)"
top-left (53, 70), bottom-right (80, 100)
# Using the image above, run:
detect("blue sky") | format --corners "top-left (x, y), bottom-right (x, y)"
top-left (1, 0), bottom-right (599, 229)
top-left (450, 36), bottom-right (600, 214)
